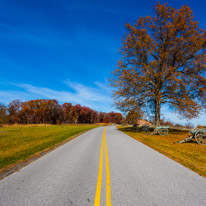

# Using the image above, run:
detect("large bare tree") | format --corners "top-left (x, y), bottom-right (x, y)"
top-left (111, 2), bottom-right (206, 126)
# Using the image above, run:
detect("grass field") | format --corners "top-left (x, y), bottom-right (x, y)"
top-left (118, 126), bottom-right (206, 177)
top-left (0, 124), bottom-right (99, 172)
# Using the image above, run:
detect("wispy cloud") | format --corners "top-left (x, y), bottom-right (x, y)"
top-left (1, 80), bottom-right (115, 112)
top-left (65, 79), bottom-right (111, 102)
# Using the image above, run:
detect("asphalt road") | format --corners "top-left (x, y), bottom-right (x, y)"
top-left (0, 126), bottom-right (206, 206)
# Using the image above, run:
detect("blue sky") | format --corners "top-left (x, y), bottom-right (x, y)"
top-left (0, 0), bottom-right (205, 126)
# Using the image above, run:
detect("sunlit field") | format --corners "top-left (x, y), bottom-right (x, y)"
top-left (118, 126), bottom-right (206, 177)
top-left (0, 124), bottom-right (99, 171)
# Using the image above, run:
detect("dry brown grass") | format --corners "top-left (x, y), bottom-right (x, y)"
top-left (118, 126), bottom-right (206, 177)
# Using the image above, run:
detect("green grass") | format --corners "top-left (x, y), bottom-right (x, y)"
top-left (118, 126), bottom-right (206, 177)
top-left (0, 124), bottom-right (98, 170)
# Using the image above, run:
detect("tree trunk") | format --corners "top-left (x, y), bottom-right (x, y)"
top-left (27, 115), bottom-right (29, 124)
top-left (155, 100), bottom-right (161, 127)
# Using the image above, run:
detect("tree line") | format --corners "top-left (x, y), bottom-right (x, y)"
top-left (0, 99), bottom-right (122, 125)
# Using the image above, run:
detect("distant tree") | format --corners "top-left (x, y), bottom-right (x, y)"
top-left (39, 99), bottom-right (48, 124)
top-left (126, 110), bottom-right (141, 124)
top-left (72, 104), bottom-right (82, 124)
top-left (45, 100), bottom-right (62, 124)
top-left (111, 2), bottom-right (206, 127)
top-left (107, 112), bottom-right (115, 123)
top-left (121, 117), bottom-right (127, 126)
top-left (62, 103), bottom-right (72, 123)
top-left (174, 123), bottom-right (184, 128)
top-left (114, 112), bottom-right (123, 124)
top-left (160, 118), bottom-right (174, 127)
top-left (197, 124), bottom-right (206, 128)
top-left (103, 116), bottom-right (109, 124)
top-left (0, 104), bottom-right (7, 131)
top-left (99, 112), bottom-right (106, 123)
top-left (185, 122), bottom-right (194, 129)
top-left (8, 100), bottom-right (21, 124)
top-left (79, 106), bottom-right (93, 123)
top-left (92, 111), bottom-right (99, 123)
top-left (102, 112), bottom-right (123, 124)
top-left (19, 99), bottom-right (62, 124)
top-left (70, 109), bottom-right (78, 124)
top-left (19, 101), bottom-right (34, 124)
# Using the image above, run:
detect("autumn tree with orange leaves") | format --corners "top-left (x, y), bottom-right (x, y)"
top-left (0, 99), bottom-right (123, 125)
top-left (111, 2), bottom-right (206, 126)
top-left (0, 104), bottom-right (7, 131)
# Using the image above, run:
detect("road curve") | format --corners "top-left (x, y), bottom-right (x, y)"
top-left (0, 126), bottom-right (206, 206)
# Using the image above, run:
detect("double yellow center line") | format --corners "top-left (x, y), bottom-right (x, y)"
top-left (94, 128), bottom-right (112, 206)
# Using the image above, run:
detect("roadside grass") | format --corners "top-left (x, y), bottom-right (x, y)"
top-left (117, 126), bottom-right (206, 177)
top-left (0, 124), bottom-right (98, 171)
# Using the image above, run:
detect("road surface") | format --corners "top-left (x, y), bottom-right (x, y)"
top-left (0, 126), bottom-right (206, 206)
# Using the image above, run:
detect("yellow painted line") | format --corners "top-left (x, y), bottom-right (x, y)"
top-left (94, 128), bottom-right (112, 206)
top-left (104, 128), bottom-right (112, 206)
top-left (94, 128), bottom-right (105, 206)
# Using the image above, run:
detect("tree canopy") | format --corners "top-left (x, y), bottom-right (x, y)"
top-left (111, 2), bottom-right (206, 126)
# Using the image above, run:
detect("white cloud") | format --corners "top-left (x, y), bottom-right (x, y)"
top-left (65, 79), bottom-right (111, 103)
top-left (0, 80), bottom-right (116, 112)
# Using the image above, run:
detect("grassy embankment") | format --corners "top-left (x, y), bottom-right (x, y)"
top-left (118, 126), bottom-right (206, 177)
top-left (0, 124), bottom-right (99, 173)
